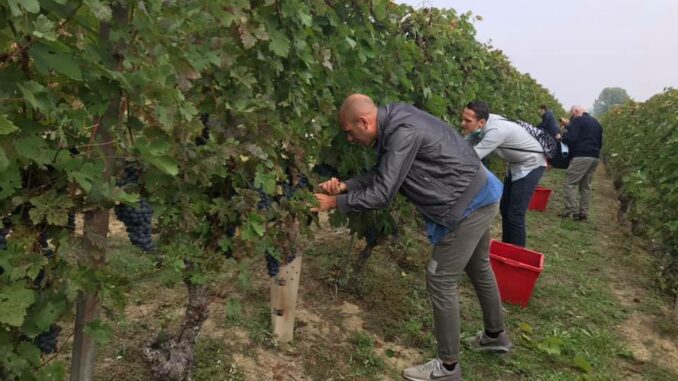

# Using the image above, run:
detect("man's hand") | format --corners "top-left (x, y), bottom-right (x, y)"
top-left (312, 193), bottom-right (337, 212)
top-left (318, 177), bottom-right (347, 195)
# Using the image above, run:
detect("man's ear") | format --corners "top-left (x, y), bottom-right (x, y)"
top-left (478, 119), bottom-right (487, 128)
top-left (358, 116), bottom-right (369, 131)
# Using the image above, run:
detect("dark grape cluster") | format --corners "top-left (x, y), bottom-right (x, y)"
top-left (257, 190), bottom-right (273, 210)
top-left (257, 173), bottom-right (311, 276)
top-left (34, 324), bottom-right (61, 354)
top-left (257, 189), bottom-right (276, 276)
top-left (33, 229), bottom-right (55, 287)
top-left (66, 211), bottom-right (76, 232)
top-left (118, 165), bottom-right (140, 186)
top-left (195, 113), bottom-right (210, 146)
top-left (265, 254), bottom-right (280, 277)
top-left (38, 230), bottom-right (54, 259)
top-left (311, 163), bottom-right (340, 179)
top-left (0, 227), bottom-right (8, 251)
top-left (0, 226), bottom-right (7, 276)
top-left (282, 175), bottom-right (309, 199)
top-left (115, 199), bottom-right (154, 252)
top-left (222, 225), bottom-right (236, 259)
top-left (115, 165), bottom-right (154, 251)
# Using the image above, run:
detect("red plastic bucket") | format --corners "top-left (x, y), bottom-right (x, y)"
top-left (528, 186), bottom-right (552, 211)
top-left (489, 240), bottom-right (545, 308)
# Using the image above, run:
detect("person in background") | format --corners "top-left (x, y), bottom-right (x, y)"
top-left (537, 104), bottom-right (562, 140)
top-left (461, 101), bottom-right (546, 247)
top-left (558, 106), bottom-right (603, 221)
top-left (313, 94), bottom-right (512, 381)
top-left (559, 117), bottom-right (570, 130)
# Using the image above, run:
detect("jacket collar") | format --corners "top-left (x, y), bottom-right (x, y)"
top-left (376, 104), bottom-right (390, 153)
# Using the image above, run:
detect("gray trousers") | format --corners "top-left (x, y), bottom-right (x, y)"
top-left (427, 203), bottom-right (504, 363)
top-left (563, 157), bottom-right (600, 216)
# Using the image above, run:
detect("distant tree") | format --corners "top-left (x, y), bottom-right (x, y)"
top-left (593, 87), bottom-right (632, 116)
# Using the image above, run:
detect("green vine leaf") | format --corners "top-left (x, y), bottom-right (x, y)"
top-left (135, 138), bottom-right (179, 176)
top-left (28, 190), bottom-right (74, 226)
top-left (32, 14), bottom-right (57, 41)
top-left (7, 0), bottom-right (40, 16)
top-left (0, 148), bottom-right (8, 172)
top-left (83, 320), bottom-right (114, 345)
top-left (16, 81), bottom-right (53, 112)
top-left (0, 283), bottom-right (37, 327)
top-left (0, 165), bottom-right (21, 200)
top-left (269, 30), bottom-right (290, 57)
top-left (15, 135), bottom-right (54, 165)
top-left (0, 114), bottom-right (19, 135)
top-left (84, 0), bottom-right (112, 21)
top-left (22, 300), bottom-right (67, 337)
top-left (241, 213), bottom-right (266, 240)
top-left (30, 43), bottom-right (82, 81)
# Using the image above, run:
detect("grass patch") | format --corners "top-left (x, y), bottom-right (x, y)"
top-left (193, 338), bottom-right (247, 381)
top-left (88, 168), bottom-right (676, 381)
top-left (348, 333), bottom-right (385, 377)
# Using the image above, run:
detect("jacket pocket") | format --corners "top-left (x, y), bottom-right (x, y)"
top-left (410, 167), bottom-right (450, 198)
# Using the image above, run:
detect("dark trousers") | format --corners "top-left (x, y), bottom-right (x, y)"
top-left (500, 166), bottom-right (545, 247)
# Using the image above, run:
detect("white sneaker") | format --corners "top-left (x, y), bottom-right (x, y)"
top-left (401, 358), bottom-right (461, 381)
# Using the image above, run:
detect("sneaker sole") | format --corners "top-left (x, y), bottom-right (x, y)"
top-left (402, 374), bottom-right (459, 381)
top-left (472, 344), bottom-right (512, 353)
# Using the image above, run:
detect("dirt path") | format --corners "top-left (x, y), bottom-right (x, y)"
top-left (591, 165), bottom-right (678, 378)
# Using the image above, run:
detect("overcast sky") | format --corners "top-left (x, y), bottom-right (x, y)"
top-left (396, 0), bottom-right (678, 109)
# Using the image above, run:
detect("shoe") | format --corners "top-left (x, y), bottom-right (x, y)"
top-left (402, 358), bottom-right (461, 381)
top-left (468, 330), bottom-right (513, 353)
top-left (574, 213), bottom-right (588, 221)
top-left (558, 211), bottom-right (577, 219)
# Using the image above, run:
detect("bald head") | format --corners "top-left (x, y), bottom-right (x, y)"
top-left (339, 94), bottom-right (377, 125)
top-left (570, 105), bottom-right (586, 117)
top-left (338, 94), bottom-right (379, 146)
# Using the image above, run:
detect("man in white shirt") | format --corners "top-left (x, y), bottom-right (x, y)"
top-left (461, 101), bottom-right (546, 247)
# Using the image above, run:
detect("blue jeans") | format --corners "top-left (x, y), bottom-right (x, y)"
top-left (500, 166), bottom-right (545, 247)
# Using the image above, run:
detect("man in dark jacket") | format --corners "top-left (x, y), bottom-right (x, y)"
top-left (313, 94), bottom-right (512, 381)
top-left (559, 106), bottom-right (603, 220)
top-left (537, 105), bottom-right (561, 140)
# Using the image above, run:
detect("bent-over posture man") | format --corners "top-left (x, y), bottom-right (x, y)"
top-left (461, 101), bottom-right (546, 247)
top-left (313, 94), bottom-right (512, 381)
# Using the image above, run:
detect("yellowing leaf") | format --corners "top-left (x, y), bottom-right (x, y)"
top-left (573, 355), bottom-right (593, 373)
top-left (518, 322), bottom-right (533, 334)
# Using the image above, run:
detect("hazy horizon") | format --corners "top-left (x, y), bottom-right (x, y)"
top-left (396, 0), bottom-right (678, 110)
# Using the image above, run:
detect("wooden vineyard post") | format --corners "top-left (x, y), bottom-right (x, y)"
top-left (70, 5), bottom-right (127, 380)
top-left (270, 254), bottom-right (303, 342)
top-left (70, 211), bottom-right (109, 381)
